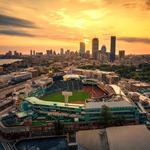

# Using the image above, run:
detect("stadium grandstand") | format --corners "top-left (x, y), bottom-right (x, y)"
top-left (63, 74), bottom-right (81, 81)
top-left (0, 74), bottom-right (147, 127)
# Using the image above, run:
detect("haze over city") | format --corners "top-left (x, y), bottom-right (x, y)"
top-left (1, 1), bottom-right (150, 150)
top-left (0, 0), bottom-right (150, 54)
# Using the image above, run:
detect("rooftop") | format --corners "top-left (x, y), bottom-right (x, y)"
top-left (85, 101), bottom-right (133, 109)
top-left (25, 97), bottom-right (84, 109)
top-left (77, 129), bottom-right (105, 150)
top-left (77, 125), bottom-right (150, 150)
top-left (109, 84), bottom-right (126, 97)
top-left (73, 68), bottom-right (114, 75)
top-left (0, 59), bottom-right (22, 66)
top-left (133, 83), bottom-right (150, 87)
top-left (63, 74), bottom-right (80, 80)
top-left (107, 125), bottom-right (150, 150)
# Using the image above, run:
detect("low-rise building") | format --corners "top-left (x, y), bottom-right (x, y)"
top-left (77, 125), bottom-right (150, 150)
top-left (24, 67), bottom-right (39, 78)
top-left (10, 72), bottom-right (32, 84)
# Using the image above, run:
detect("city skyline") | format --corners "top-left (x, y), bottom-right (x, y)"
top-left (0, 0), bottom-right (150, 54)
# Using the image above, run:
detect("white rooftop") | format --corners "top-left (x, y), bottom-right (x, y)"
top-left (107, 125), bottom-right (150, 150)
top-left (109, 84), bottom-right (131, 103)
top-left (109, 84), bottom-right (126, 96)
top-left (16, 112), bottom-right (28, 118)
top-left (133, 82), bottom-right (150, 87)
top-left (77, 125), bottom-right (150, 150)
top-left (73, 68), bottom-right (114, 75)
top-left (63, 74), bottom-right (80, 80)
top-left (85, 101), bottom-right (133, 109)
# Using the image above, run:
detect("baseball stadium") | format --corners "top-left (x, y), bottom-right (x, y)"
top-left (1, 74), bottom-right (147, 127)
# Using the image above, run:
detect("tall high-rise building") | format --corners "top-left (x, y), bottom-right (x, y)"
top-left (98, 50), bottom-right (102, 60)
top-left (80, 42), bottom-right (85, 57)
top-left (30, 50), bottom-right (32, 56)
top-left (101, 45), bottom-right (106, 55)
top-left (92, 38), bottom-right (99, 59)
top-left (33, 50), bottom-right (36, 56)
top-left (119, 50), bottom-right (125, 60)
top-left (5, 50), bottom-right (12, 58)
top-left (46, 50), bottom-right (53, 56)
top-left (60, 48), bottom-right (64, 55)
top-left (14, 51), bottom-right (19, 57)
top-left (110, 36), bottom-right (116, 62)
top-left (85, 50), bottom-right (90, 59)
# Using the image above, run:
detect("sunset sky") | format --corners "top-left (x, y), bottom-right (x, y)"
top-left (0, 0), bottom-right (150, 54)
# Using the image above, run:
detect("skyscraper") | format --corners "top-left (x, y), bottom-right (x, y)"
top-left (46, 50), bottom-right (52, 55)
top-left (119, 50), bottom-right (125, 60)
top-left (101, 45), bottom-right (106, 55)
top-left (30, 50), bottom-right (32, 56)
top-left (92, 38), bottom-right (99, 59)
top-left (33, 50), bottom-right (36, 56)
top-left (80, 42), bottom-right (85, 57)
top-left (60, 48), bottom-right (64, 55)
top-left (110, 36), bottom-right (116, 62)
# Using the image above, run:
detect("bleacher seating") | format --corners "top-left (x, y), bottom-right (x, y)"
top-left (29, 80), bottom-right (105, 99)
top-left (45, 80), bottom-right (83, 95)
top-left (83, 85), bottom-right (104, 98)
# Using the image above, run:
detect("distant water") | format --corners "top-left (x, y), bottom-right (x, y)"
top-left (0, 59), bottom-right (22, 65)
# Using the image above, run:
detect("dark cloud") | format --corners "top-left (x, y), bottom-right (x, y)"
top-left (0, 14), bottom-right (36, 28)
top-left (118, 37), bottom-right (150, 44)
top-left (0, 30), bottom-right (34, 37)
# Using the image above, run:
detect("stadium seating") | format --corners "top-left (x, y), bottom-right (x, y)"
top-left (83, 85), bottom-right (104, 98)
top-left (29, 80), bottom-right (105, 99)
top-left (45, 80), bottom-right (83, 95)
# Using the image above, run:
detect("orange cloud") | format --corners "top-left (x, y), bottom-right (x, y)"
top-left (0, 0), bottom-right (149, 54)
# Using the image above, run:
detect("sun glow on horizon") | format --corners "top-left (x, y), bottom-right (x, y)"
top-left (0, 0), bottom-right (150, 54)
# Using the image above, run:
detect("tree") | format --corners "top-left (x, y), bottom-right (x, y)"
top-left (114, 115), bottom-right (126, 126)
top-left (101, 105), bottom-right (113, 127)
top-left (54, 120), bottom-right (64, 135)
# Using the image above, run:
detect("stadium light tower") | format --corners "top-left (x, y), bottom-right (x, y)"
top-left (62, 91), bottom-right (72, 105)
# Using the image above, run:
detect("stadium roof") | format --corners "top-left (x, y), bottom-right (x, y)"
top-left (109, 85), bottom-right (126, 96)
top-left (73, 69), bottom-right (114, 74)
top-left (25, 97), bottom-right (84, 109)
top-left (63, 74), bottom-right (80, 81)
top-left (85, 101), bottom-right (133, 109)
top-left (25, 97), bottom-right (133, 110)
top-left (16, 112), bottom-right (28, 118)
top-left (83, 78), bottom-right (99, 82)
top-left (107, 125), bottom-right (150, 150)
top-left (109, 85), bottom-right (131, 103)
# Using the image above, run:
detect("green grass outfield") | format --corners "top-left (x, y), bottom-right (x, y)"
top-left (40, 90), bottom-right (90, 103)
